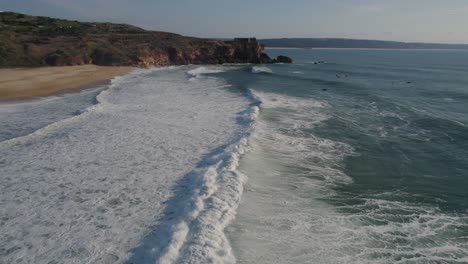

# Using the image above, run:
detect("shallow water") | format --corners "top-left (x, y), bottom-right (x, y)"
top-left (0, 66), bottom-right (252, 263)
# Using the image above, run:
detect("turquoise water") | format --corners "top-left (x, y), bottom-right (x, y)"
top-left (224, 49), bottom-right (468, 263)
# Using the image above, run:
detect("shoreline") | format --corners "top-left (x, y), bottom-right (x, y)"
top-left (266, 47), bottom-right (468, 51)
top-left (0, 65), bottom-right (133, 101)
top-left (0, 65), bottom-right (253, 263)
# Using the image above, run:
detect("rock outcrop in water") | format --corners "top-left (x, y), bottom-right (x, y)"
top-left (275, 55), bottom-right (293, 63)
top-left (0, 12), bottom-right (292, 67)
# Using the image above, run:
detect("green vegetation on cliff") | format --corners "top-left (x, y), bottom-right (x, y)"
top-left (0, 12), bottom-right (277, 67)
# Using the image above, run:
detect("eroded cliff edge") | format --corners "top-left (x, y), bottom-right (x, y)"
top-left (0, 12), bottom-right (291, 68)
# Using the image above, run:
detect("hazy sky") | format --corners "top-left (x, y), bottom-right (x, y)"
top-left (1, 0), bottom-right (468, 43)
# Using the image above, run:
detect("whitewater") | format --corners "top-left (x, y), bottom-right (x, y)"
top-left (0, 66), bottom-right (257, 264)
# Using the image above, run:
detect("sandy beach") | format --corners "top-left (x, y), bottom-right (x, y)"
top-left (0, 65), bottom-right (133, 100)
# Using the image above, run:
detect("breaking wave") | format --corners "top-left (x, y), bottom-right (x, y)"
top-left (227, 91), bottom-right (468, 264)
top-left (0, 66), bottom-right (255, 264)
top-left (187, 66), bottom-right (227, 79)
top-left (251, 66), bottom-right (273, 74)
top-left (125, 67), bottom-right (261, 264)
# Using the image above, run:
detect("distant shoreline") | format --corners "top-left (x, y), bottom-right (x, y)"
top-left (260, 38), bottom-right (468, 50)
top-left (266, 47), bottom-right (468, 51)
top-left (0, 65), bottom-right (133, 101)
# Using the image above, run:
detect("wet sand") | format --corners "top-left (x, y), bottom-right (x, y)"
top-left (0, 65), bottom-right (133, 100)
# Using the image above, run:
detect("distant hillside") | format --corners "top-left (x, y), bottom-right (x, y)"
top-left (260, 38), bottom-right (468, 49)
top-left (0, 12), bottom-right (278, 67)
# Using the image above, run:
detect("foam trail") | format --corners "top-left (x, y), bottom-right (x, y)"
top-left (127, 88), bottom-right (260, 263)
top-left (228, 90), bottom-right (468, 264)
top-left (251, 66), bottom-right (273, 74)
top-left (187, 66), bottom-right (226, 78)
top-left (0, 66), bottom-right (252, 264)
top-left (0, 85), bottom-right (107, 142)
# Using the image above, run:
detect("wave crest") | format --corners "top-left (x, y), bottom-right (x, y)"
top-left (251, 66), bottom-right (273, 74)
top-left (187, 66), bottom-right (226, 78)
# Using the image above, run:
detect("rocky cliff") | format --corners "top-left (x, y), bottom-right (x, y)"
top-left (0, 12), bottom-right (291, 68)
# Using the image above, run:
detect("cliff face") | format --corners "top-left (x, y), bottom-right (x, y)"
top-left (0, 12), bottom-right (285, 68)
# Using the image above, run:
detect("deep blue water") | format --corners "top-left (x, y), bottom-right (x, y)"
top-left (225, 49), bottom-right (468, 264)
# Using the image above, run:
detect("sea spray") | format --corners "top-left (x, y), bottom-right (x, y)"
top-left (0, 66), bottom-right (252, 264)
top-left (251, 66), bottom-right (273, 74)
top-left (153, 73), bottom-right (261, 264)
top-left (228, 48), bottom-right (468, 264)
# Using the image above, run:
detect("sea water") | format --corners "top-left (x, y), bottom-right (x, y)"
top-left (1, 49), bottom-right (467, 264)
top-left (0, 66), bottom-right (254, 263)
top-left (225, 49), bottom-right (468, 264)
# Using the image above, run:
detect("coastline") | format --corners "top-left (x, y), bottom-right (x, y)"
top-left (0, 65), bottom-right (133, 100)
top-left (0, 65), bottom-right (254, 263)
top-left (266, 47), bottom-right (468, 51)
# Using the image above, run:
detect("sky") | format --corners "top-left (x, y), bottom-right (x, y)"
top-left (1, 0), bottom-right (468, 44)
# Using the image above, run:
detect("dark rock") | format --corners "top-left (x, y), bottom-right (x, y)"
top-left (45, 50), bottom-right (66, 65)
top-left (227, 38), bottom-right (272, 64)
top-left (259, 53), bottom-right (273, 63)
top-left (276, 55), bottom-right (293, 63)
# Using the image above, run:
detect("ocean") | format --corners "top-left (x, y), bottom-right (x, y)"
top-left (226, 49), bottom-right (468, 264)
top-left (1, 49), bottom-right (467, 264)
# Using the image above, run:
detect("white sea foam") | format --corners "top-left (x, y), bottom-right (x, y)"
top-left (251, 66), bottom-right (273, 74)
top-left (187, 66), bottom-right (226, 78)
top-left (227, 91), bottom-right (357, 263)
top-left (0, 66), bottom-right (254, 264)
top-left (227, 90), bottom-right (468, 264)
top-left (153, 97), bottom-right (259, 264)
top-left (331, 194), bottom-right (468, 264)
top-left (253, 90), bottom-right (329, 109)
top-left (247, 91), bottom-right (353, 186)
top-left (231, 188), bottom-right (468, 263)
